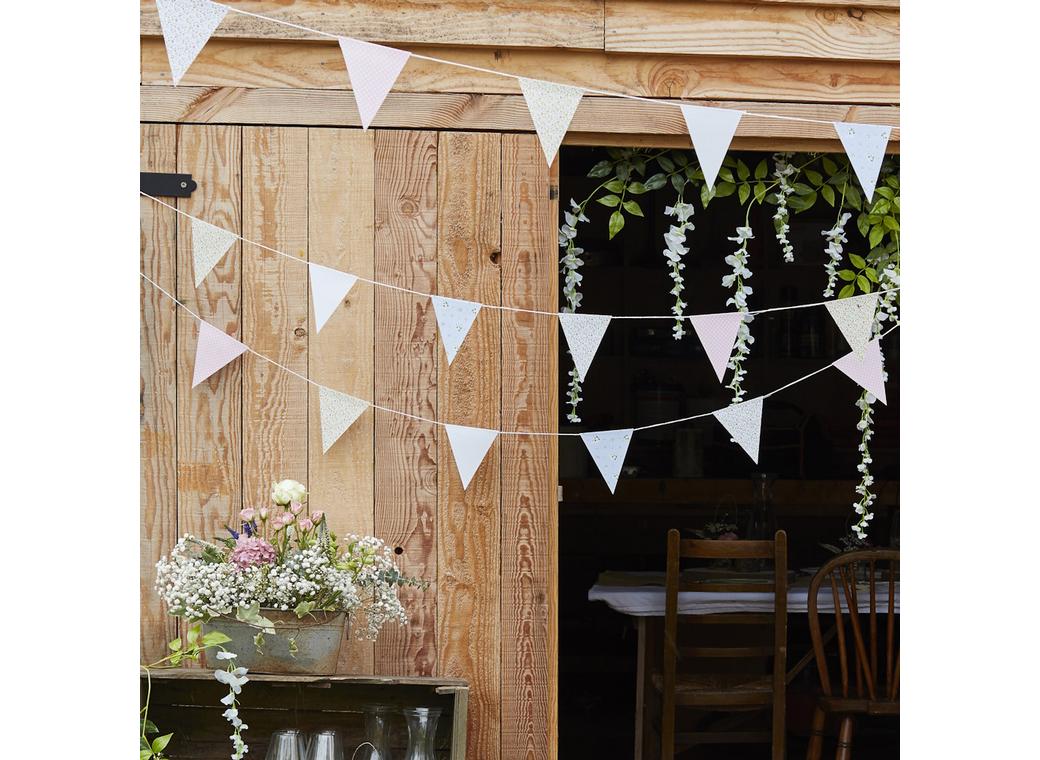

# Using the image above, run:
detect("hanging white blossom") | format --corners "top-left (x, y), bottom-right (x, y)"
top-left (663, 201), bottom-right (696, 339)
top-left (822, 212), bottom-right (853, 298)
top-left (772, 153), bottom-right (798, 262)
top-left (559, 198), bottom-right (590, 422)
top-left (722, 225), bottom-right (755, 404)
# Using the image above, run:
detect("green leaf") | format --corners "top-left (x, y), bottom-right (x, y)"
top-left (622, 200), bottom-right (644, 217)
top-left (736, 159), bottom-right (750, 181)
top-left (872, 200), bottom-right (891, 216)
top-left (626, 181), bottom-right (648, 195)
top-left (644, 173), bottom-right (667, 191)
top-left (587, 160), bottom-right (613, 178)
top-left (684, 165), bottom-right (704, 181)
top-left (657, 155), bottom-right (675, 172)
top-left (856, 213), bottom-right (870, 237)
top-left (142, 720), bottom-right (159, 736)
top-left (596, 194), bottom-right (621, 208)
top-left (865, 267), bottom-right (880, 283)
top-left (822, 156), bottom-right (839, 175)
top-left (804, 169), bottom-right (824, 186)
top-left (604, 179), bottom-right (625, 193)
top-left (820, 184), bottom-right (835, 206)
top-left (185, 624), bottom-right (200, 646)
top-left (754, 159), bottom-right (768, 180)
top-left (754, 182), bottom-right (767, 204)
top-left (674, 152), bottom-right (690, 167)
top-left (616, 163), bottom-right (631, 181)
top-left (671, 173), bottom-right (686, 193)
top-left (874, 186), bottom-right (895, 200)
top-left (882, 216), bottom-right (899, 231)
top-left (714, 181), bottom-right (736, 198)
top-left (722, 154), bottom-right (737, 168)
top-left (141, 750), bottom-right (154, 760)
top-left (884, 175), bottom-right (899, 189)
top-left (869, 225), bottom-right (885, 249)
top-left (848, 253), bottom-right (867, 269)
top-left (737, 183), bottom-right (750, 205)
top-left (152, 734), bottom-right (174, 754)
top-left (837, 269), bottom-right (857, 282)
top-left (839, 283), bottom-right (856, 299)
top-left (700, 183), bottom-right (713, 208)
top-left (294, 601), bottom-right (316, 618)
top-left (608, 210), bottom-right (625, 239)
top-left (201, 630), bottom-right (231, 646)
top-left (168, 638), bottom-right (181, 652)
top-left (792, 182), bottom-right (815, 196)
top-left (856, 275), bottom-right (871, 293)
top-left (718, 167), bottom-right (735, 183)
top-left (845, 184), bottom-right (862, 210)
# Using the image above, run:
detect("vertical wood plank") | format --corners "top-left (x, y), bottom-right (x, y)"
top-left (500, 134), bottom-right (559, 760)
top-left (241, 127), bottom-right (309, 509)
top-left (141, 124), bottom-right (179, 662)
top-left (435, 131), bottom-right (502, 760)
top-left (176, 125), bottom-right (242, 543)
top-left (373, 130), bottom-right (440, 676)
top-left (307, 128), bottom-right (376, 674)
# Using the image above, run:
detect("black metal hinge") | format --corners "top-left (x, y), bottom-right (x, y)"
top-left (140, 172), bottom-right (197, 198)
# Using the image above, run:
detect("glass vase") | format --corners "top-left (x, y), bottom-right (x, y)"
top-left (360, 705), bottom-right (393, 760)
top-left (403, 707), bottom-right (442, 760)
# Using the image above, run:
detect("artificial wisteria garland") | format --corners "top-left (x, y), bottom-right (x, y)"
top-left (663, 200), bottom-right (696, 339)
top-left (559, 198), bottom-right (590, 422)
top-left (771, 153), bottom-right (798, 262)
top-left (721, 225), bottom-right (755, 403)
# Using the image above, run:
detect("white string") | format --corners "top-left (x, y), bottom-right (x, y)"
top-left (140, 271), bottom-right (899, 437)
top-left (141, 192), bottom-right (898, 320)
top-left (208, 2), bottom-right (899, 135)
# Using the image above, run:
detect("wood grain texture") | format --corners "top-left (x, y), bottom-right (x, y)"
top-left (241, 127), bottom-right (309, 508)
top-left (373, 130), bottom-right (440, 676)
top-left (306, 128), bottom-right (376, 674)
top-left (499, 134), bottom-right (559, 760)
top-left (140, 38), bottom-right (899, 105)
top-left (139, 0), bottom-right (604, 50)
top-left (605, 1), bottom-right (899, 61)
top-left (141, 124), bottom-right (179, 663)
top-left (175, 125), bottom-right (242, 543)
top-left (140, 88), bottom-right (900, 145)
top-left (435, 132), bottom-right (503, 760)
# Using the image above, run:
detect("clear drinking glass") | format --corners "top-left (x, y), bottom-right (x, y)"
top-left (305, 730), bottom-right (345, 760)
top-left (266, 729), bottom-right (308, 760)
top-left (360, 705), bottom-right (394, 760)
top-left (403, 707), bottom-right (442, 760)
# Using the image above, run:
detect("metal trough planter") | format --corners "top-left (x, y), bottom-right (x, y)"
top-left (204, 610), bottom-right (347, 674)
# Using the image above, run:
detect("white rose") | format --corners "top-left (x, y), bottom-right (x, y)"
top-left (271, 479), bottom-right (307, 506)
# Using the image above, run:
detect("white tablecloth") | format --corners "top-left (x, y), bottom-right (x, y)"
top-left (588, 571), bottom-right (899, 616)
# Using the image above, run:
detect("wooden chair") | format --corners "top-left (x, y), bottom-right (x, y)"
top-left (658, 529), bottom-right (788, 759)
top-left (805, 549), bottom-right (899, 760)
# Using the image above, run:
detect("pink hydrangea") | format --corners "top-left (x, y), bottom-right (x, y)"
top-left (229, 536), bottom-right (277, 569)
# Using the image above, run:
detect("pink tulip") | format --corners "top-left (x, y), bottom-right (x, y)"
top-left (310, 510), bottom-right (325, 523)
top-left (240, 508), bottom-right (256, 521)
top-left (290, 501), bottom-right (304, 515)
top-left (281, 511), bottom-right (295, 524)
top-left (258, 507), bottom-right (269, 520)
top-left (299, 519), bottom-right (314, 532)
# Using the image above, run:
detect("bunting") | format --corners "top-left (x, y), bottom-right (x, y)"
top-left (833, 339), bottom-right (887, 404)
top-left (318, 386), bottom-right (370, 453)
top-left (192, 321), bottom-right (247, 388)
top-left (713, 397), bottom-right (764, 464)
top-left (689, 312), bottom-right (743, 383)
top-left (444, 424), bottom-right (499, 489)
top-left (679, 105), bottom-right (744, 190)
top-left (558, 313), bottom-right (611, 382)
top-left (339, 38), bottom-right (411, 129)
top-left (191, 217), bottom-right (237, 287)
top-left (309, 263), bottom-right (359, 334)
top-left (833, 122), bottom-right (892, 203)
top-left (432, 296), bottom-right (481, 366)
top-left (825, 293), bottom-right (880, 359)
top-left (519, 78), bottom-right (584, 166)
top-left (580, 428), bottom-right (634, 494)
top-left (155, 0), bottom-right (228, 86)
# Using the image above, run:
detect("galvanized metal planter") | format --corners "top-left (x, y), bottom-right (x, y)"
top-left (204, 609), bottom-right (347, 674)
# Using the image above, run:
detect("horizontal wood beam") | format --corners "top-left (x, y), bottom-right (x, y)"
top-left (140, 38), bottom-right (899, 105)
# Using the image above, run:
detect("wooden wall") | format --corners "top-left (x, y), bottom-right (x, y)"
top-left (140, 125), bottom-right (559, 760)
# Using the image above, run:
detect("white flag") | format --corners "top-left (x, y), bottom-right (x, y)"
top-left (713, 397), bottom-right (764, 464)
top-left (833, 122), bottom-right (892, 203)
top-left (192, 321), bottom-right (247, 388)
top-left (309, 263), bottom-right (359, 334)
top-left (825, 293), bottom-right (879, 359)
top-left (444, 424), bottom-right (499, 489)
top-left (318, 386), bottom-right (369, 454)
top-left (432, 296), bottom-right (481, 366)
top-left (191, 217), bottom-right (237, 287)
top-left (679, 105), bottom-right (744, 190)
top-left (833, 338), bottom-right (887, 405)
top-left (155, 0), bottom-right (228, 86)
top-left (519, 78), bottom-right (584, 166)
top-left (559, 313), bottom-right (611, 382)
top-left (580, 428), bottom-right (634, 494)
top-left (339, 38), bottom-right (411, 129)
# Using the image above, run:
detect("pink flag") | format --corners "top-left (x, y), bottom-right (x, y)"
top-left (690, 312), bottom-right (743, 383)
top-left (833, 338), bottom-right (887, 405)
top-left (339, 38), bottom-right (411, 129)
top-left (192, 321), bottom-right (247, 388)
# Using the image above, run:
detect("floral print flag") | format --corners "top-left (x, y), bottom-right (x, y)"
top-left (581, 428), bottom-right (634, 494)
top-left (825, 292), bottom-right (879, 359)
top-left (192, 321), bottom-right (247, 388)
top-left (339, 38), bottom-right (411, 129)
top-left (833, 122), bottom-right (892, 203)
top-left (155, 0), bottom-right (228, 86)
top-left (309, 263), bottom-right (359, 334)
top-left (432, 295), bottom-right (482, 366)
top-left (679, 104), bottom-right (744, 190)
top-left (713, 396), bottom-right (764, 464)
top-left (444, 424), bottom-right (499, 489)
top-left (690, 311), bottom-right (744, 383)
top-left (191, 217), bottom-right (237, 287)
top-left (558, 312), bottom-right (611, 382)
top-left (833, 338), bottom-right (887, 405)
top-left (318, 386), bottom-right (370, 453)
top-left (519, 78), bottom-right (584, 166)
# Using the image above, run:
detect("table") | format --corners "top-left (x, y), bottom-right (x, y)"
top-left (587, 570), bottom-right (900, 759)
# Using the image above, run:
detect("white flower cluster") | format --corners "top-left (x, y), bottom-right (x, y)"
top-left (215, 660), bottom-right (249, 760)
top-left (663, 201), bottom-right (696, 339)
top-left (155, 538), bottom-right (248, 619)
top-left (821, 212), bottom-right (853, 298)
top-left (263, 545), bottom-right (361, 613)
top-left (560, 199), bottom-right (590, 423)
top-left (772, 153), bottom-right (798, 262)
top-left (721, 226), bottom-right (756, 403)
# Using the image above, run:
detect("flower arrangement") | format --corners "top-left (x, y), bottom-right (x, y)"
top-left (694, 517), bottom-right (739, 541)
top-left (155, 479), bottom-right (426, 641)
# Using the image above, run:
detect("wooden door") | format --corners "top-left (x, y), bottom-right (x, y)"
top-left (140, 124), bottom-right (559, 760)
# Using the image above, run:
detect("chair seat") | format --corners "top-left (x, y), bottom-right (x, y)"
top-left (819, 695), bottom-right (900, 717)
top-left (652, 671), bottom-right (775, 707)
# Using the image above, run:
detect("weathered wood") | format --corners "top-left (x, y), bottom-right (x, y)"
top-left (436, 132), bottom-right (502, 760)
top-left (306, 128), bottom-right (376, 674)
top-left (500, 133), bottom-right (558, 760)
top-left (241, 127), bottom-right (309, 508)
top-left (605, 1), bottom-right (900, 61)
top-left (140, 87), bottom-right (900, 145)
top-left (175, 125), bottom-right (242, 543)
top-left (139, 0), bottom-right (604, 50)
top-left (373, 130), bottom-right (440, 677)
top-left (140, 37), bottom-right (900, 105)
top-left (140, 124), bottom-right (179, 663)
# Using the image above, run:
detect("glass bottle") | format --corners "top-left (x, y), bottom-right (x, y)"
top-left (402, 707), bottom-right (442, 760)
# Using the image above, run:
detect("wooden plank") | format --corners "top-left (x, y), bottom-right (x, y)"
top-left (307, 128), bottom-right (376, 674)
top-left (141, 88), bottom-right (900, 144)
top-left (139, 0), bottom-right (604, 50)
top-left (140, 123), bottom-right (179, 663)
top-left (373, 130), bottom-right (440, 676)
top-left (175, 125), bottom-right (242, 544)
top-left (241, 127), bottom-right (309, 508)
top-left (140, 38), bottom-right (900, 105)
top-left (435, 132), bottom-right (502, 760)
top-left (499, 133), bottom-right (558, 760)
top-left (605, 1), bottom-right (900, 61)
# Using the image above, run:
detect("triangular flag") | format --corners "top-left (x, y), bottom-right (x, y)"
top-left (825, 293), bottom-right (879, 359)
top-left (518, 78), bottom-right (584, 166)
top-left (432, 296), bottom-right (481, 366)
top-left (580, 428), bottom-right (634, 494)
top-left (318, 386), bottom-right (370, 453)
top-left (679, 105), bottom-right (744, 190)
top-left (444, 424), bottom-right (499, 489)
top-left (339, 38), bottom-right (411, 129)
top-left (192, 321), bottom-right (247, 388)
top-left (833, 122), bottom-right (892, 203)
top-left (690, 312), bottom-right (743, 383)
top-left (833, 339), bottom-right (887, 405)
top-left (713, 397), bottom-right (764, 464)
top-left (191, 217), bottom-right (237, 287)
top-left (155, 0), bottom-right (228, 86)
top-left (309, 263), bottom-right (359, 334)
top-left (559, 313), bottom-right (611, 382)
